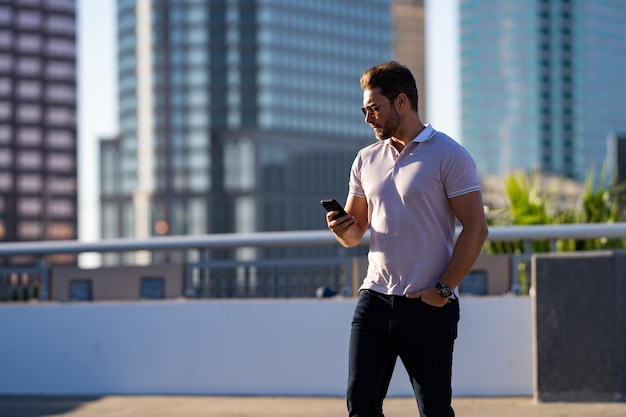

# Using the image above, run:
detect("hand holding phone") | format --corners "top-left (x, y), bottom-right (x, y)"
top-left (320, 199), bottom-right (348, 220)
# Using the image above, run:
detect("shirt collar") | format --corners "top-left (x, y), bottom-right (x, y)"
top-left (412, 124), bottom-right (435, 143)
top-left (383, 124), bottom-right (435, 148)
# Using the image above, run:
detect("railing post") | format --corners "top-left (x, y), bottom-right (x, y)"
top-left (523, 239), bottom-right (533, 294)
top-left (510, 254), bottom-right (522, 295)
top-left (184, 265), bottom-right (195, 298)
top-left (549, 239), bottom-right (557, 252)
top-left (184, 247), bottom-right (203, 298)
top-left (343, 256), bottom-right (353, 297)
top-left (37, 256), bottom-right (49, 301)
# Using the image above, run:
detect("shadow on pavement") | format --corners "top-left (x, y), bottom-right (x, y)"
top-left (0, 396), bottom-right (101, 417)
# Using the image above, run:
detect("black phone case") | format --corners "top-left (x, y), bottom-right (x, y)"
top-left (320, 199), bottom-right (347, 218)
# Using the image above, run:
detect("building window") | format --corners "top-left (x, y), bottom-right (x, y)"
top-left (0, 7), bottom-right (13, 25)
top-left (47, 0), bottom-right (74, 10)
top-left (46, 14), bottom-right (74, 33)
top-left (17, 221), bottom-right (41, 240)
top-left (46, 38), bottom-right (74, 56)
top-left (47, 176), bottom-right (75, 194)
top-left (46, 129), bottom-right (74, 148)
top-left (17, 150), bottom-right (42, 169)
top-left (188, 198), bottom-right (207, 232)
top-left (224, 139), bottom-right (255, 191)
top-left (17, 80), bottom-right (42, 99)
top-left (17, 127), bottom-right (42, 146)
top-left (46, 85), bottom-right (75, 102)
top-left (17, 197), bottom-right (41, 216)
top-left (0, 30), bottom-right (11, 48)
top-left (101, 202), bottom-right (119, 239)
top-left (0, 172), bottom-right (12, 191)
top-left (48, 222), bottom-right (74, 239)
top-left (121, 202), bottom-right (134, 238)
top-left (459, 271), bottom-right (488, 295)
top-left (0, 101), bottom-right (11, 119)
top-left (17, 104), bottom-right (41, 123)
top-left (46, 107), bottom-right (75, 125)
top-left (17, 33), bottom-right (42, 52)
top-left (17, 174), bottom-right (42, 192)
top-left (46, 152), bottom-right (74, 171)
top-left (17, 10), bottom-right (42, 29)
top-left (46, 60), bottom-right (74, 79)
top-left (0, 148), bottom-right (11, 166)
top-left (17, 57), bottom-right (41, 75)
top-left (0, 53), bottom-right (12, 71)
top-left (48, 199), bottom-right (74, 217)
top-left (140, 277), bottom-right (164, 299)
top-left (69, 279), bottom-right (92, 301)
top-left (0, 125), bottom-right (11, 143)
top-left (0, 77), bottom-right (10, 95)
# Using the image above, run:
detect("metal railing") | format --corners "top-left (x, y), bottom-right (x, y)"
top-left (186, 256), bottom-right (351, 298)
top-left (2, 223), bottom-right (626, 301)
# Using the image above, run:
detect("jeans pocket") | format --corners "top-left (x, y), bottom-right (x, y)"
top-left (416, 296), bottom-right (449, 310)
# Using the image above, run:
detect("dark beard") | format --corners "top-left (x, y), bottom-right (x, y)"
top-left (373, 107), bottom-right (400, 140)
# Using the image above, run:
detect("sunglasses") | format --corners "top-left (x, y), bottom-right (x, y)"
top-left (361, 97), bottom-right (393, 117)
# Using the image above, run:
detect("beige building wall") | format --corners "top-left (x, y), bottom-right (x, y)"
top-left (51, 264), bottom-right (185, 302)
top-left (50, 255), bottom-right (511, 301)
top-left (394, 0), bottom-right (427, 120)
top-left (469, 254), bottom-right (512, 295)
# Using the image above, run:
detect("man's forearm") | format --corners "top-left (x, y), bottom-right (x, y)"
top-left (334, 222), bottom-right (366, 248)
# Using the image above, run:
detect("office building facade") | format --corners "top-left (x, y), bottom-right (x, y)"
top-left (101, 0), bottom-right (392, 249)
top-left (393, 0), bottom-right (426, 120)
top-left (460, 0), bottom-right (626, 181)
top-left (0, 0), bottom-right (77, 246)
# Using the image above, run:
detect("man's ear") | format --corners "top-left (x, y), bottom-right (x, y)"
top-left (395, 93), bottom-right (408, 111)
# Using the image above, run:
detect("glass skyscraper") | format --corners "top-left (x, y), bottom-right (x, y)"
top-left (0, 0), bottom-right (77, 247)
top-left (101, 0), bottom-right (392, 249)
top-left (460, 0), bottom-right (626, 181)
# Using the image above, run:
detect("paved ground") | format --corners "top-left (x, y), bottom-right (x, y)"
top-left (1, 396), bottom-right (626, 417)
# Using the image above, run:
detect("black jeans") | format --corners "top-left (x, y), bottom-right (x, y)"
top-left (347, 290), bottom-right (460, 417)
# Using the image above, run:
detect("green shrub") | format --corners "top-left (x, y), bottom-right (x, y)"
top-left (485, 165), bottom-right (626, 293)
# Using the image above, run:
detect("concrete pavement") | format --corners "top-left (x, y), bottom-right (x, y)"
top-left (1, 396), bottom-right (626, 417)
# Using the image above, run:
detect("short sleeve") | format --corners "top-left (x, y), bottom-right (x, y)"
top-left (443, 145), bottom-right (482, 198)
top-left (349, 152), bottom-right (366, 198)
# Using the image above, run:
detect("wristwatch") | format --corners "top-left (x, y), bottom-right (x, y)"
top-left (435, 282), bottom-right (453, 298)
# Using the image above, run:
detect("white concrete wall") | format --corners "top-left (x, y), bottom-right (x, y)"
top-left (0, 296), bottom-right (532, 397)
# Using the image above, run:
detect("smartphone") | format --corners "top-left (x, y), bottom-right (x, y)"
top-left (320, 199), bottom-right (348, 220)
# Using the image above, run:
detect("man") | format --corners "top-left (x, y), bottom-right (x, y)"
top-left (325, 61), bottom-right (488, 417)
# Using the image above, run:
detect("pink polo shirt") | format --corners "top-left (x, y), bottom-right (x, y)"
top-left (349, 125), bottom-right (482, 295)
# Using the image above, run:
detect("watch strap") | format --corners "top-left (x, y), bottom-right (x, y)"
top-left (435, 282), bottom-right (453, 298)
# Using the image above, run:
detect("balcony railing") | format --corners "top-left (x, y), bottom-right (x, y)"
top-left (2, 223), bottom-right (626, 301)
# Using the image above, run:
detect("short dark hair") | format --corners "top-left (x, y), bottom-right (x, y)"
top-left (360, 61), bottom-right (419, 112)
